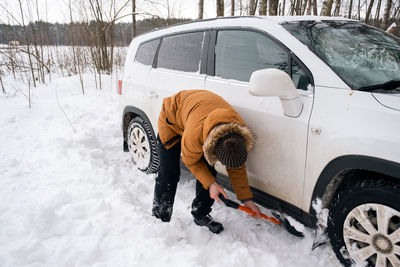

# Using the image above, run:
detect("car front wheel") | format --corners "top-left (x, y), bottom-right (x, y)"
top-left (127, 116), bottom-right (159, 173)
top-left (328, 179), bottom-right (400, 267)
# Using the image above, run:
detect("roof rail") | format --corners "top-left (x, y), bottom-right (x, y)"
top-left (141, 16), bottom-right (263, 36)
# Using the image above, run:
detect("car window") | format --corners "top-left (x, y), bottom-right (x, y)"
top-left (215, 30), bottom-right (289, 82)
top-left (282, 21), bottom-right (400, 92)
top-left (135, 39), bottom-right (160, 66)
top-left (292, 59), bottom-right (311, 90)
top-left (157, 32), bottom-right (205, 73)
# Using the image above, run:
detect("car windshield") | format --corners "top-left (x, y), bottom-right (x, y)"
top-left (282, 20), bottom-right (400, 92)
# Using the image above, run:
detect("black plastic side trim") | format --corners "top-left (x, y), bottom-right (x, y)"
top-left (122, 106), bottom-right (157, 152)
top-left (311, 155), bottom-right (400, 210)
top-left (207, 30), bottom-right (217, 76)
top-left (152, 38), bottom-right (162, 68)
top-left (200, 31), bottom-right (211, 75)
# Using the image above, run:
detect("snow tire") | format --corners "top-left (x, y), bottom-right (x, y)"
top-left (127, 116), bottom-right (159, 174)
top-left (328, 179), bottom-right (400, 267)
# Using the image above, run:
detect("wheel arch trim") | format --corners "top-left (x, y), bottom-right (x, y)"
top-left (310, 155), bottom-right (400, 212)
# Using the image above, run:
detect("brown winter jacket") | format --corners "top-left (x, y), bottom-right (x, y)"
top-left (158, 90), bottom-right (253, 200)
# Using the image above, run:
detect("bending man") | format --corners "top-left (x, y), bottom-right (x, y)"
top-left (152, 90), bottom-right (260, 234)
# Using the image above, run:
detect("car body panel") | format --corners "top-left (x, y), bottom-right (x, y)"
top-left (304, 86), bottom-right (400, 211)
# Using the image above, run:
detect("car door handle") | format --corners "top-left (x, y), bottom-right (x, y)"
top-left (147, 91), bottom-right (158, 99)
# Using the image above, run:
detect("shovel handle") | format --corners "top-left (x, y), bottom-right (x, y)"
top-left (219, 194), bottom-right (280, 225)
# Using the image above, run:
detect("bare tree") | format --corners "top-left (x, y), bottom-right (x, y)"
top-left (333, 0), bottom-right (341, 15)
top-left (259, 0), bottom-right (267, 15)
top-left (68, 0), bottom-right (85, 94)
top-left (270, 0), bottom-right (280, 15)
top-left (132, 0), bottom-right (136, 38)
top-left (374, 0), bottom-right (382, 27)
top-left (348, 0), bottom-right (353, 17)
top-left (35, 0), bottom-right (45, 83)
top-left (300, 0), bottom-right (308, 15)
top-left (295, 0), bottom-right (302, 14)
top-left (313, 0), bottom-right (318, 14)
top-left (0, 73), bottom-right (5, 94)
top-left (198, 0), bottom-right (204, 19)
top-left (239, 0), bottom-right (244, 15)
top-left (18, 0), bottom-right (35, 107)
top-left (383, 0), bottom-right (394, 29)
top-left (365, 0), bottom-right (375, 23)
top-left (217, 0), bottom-right (225, 16)
top-left (249, 0), bottom-right (258, 15)
top-left (306, 0), bottom-right (313, 14)
top-left (282, 0), bottom-right (287, 15)
top-left (320, 0), bottom-right (334, 15)
top-left (231, 0), bottom-right (235, 16)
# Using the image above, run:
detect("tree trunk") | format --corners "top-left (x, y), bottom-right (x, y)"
top-left (132, 0), bottom-right (136, 38)
top-left (306, 0), bottom-right (312, 14)
top-left (365, 0), bottom-right (375, 24)
top-left (217, 0), bottom-right (224, 16)
top-left (269, 0), bottom-right (279, 15)
top-left (383, 0), bottom-right (393, 29)
top-left (18, 0), bottom-right (36, 93)
top-left (259, 0), bottom-right (267, 15)
top-left (295, 0), bottom-right (302, 14)
top-left (0, 74), bottom-right (5, 95)
top-left (320, 0), bottom-right (334, 15)
top-left (249, 0), bottom-right (257, 15)
top-left (282, 0), bottom-right (287, 15)
top-left (357, 0), bottom-right (361, 20)
top-left (348, 0), bottom-right (353, 18)
top-left (374, 0), bottom-right (382, 27)
top-left (231, 0), bottom-right (235, 16)
top-left (198, 0), bottom-right (204, 19)
top-left (313, 0), bottom-right (318, 15)
top-left (333, 0), bottom-right (341, 15)
top-left (35, 0), bottom-right (45, 83)
top-left (301, 0), bottom-right (308, 15)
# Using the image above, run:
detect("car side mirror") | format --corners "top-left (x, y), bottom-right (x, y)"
top-left (249, 69), bottom-right (303, 118)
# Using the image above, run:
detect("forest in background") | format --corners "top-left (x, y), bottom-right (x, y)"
top-left (0, 18), bottom-right (190, 46)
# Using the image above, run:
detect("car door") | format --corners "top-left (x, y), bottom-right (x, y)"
top-left (205, 29), bottom-right (314, 210)
top-left (146, 31), bottom-right (208, 133)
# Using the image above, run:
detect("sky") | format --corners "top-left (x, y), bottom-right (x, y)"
top-left (0, 0), bottom-right (220, 24)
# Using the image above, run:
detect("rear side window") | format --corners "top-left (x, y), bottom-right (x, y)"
top-left (215, 30), bottom-right (288, 82)
top-left (135, 39), bottom-right (160, 66)
top-left (157, 32), bottom-right (204, 73)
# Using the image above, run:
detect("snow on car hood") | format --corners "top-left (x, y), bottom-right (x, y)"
top-left (372, 93), bottom-right (400, 111)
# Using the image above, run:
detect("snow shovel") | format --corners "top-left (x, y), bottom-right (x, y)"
top-left (218, 194), bottom-right (304, 237)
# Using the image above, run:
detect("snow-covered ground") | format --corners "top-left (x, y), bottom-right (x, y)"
top-left (0, 74), bottom-right (341, 267)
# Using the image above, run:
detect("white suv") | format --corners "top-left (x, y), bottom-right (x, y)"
top-left (118, 16), bottom-right (400, 266)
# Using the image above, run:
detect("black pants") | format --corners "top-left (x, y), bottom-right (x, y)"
top-left (152, 135), bottom-right (216, 222)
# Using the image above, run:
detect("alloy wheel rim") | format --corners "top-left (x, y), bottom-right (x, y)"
top-left (343, 203), bottom-right (400, 266)
top-left (129, 124), bottom-right (151, 170)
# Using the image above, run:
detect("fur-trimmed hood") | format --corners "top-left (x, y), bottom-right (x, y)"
top-left (203, 122), bottom-right (254, 166)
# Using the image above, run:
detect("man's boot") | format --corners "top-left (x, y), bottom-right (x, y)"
top-left (193, 214), bottom-right (224, 234)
